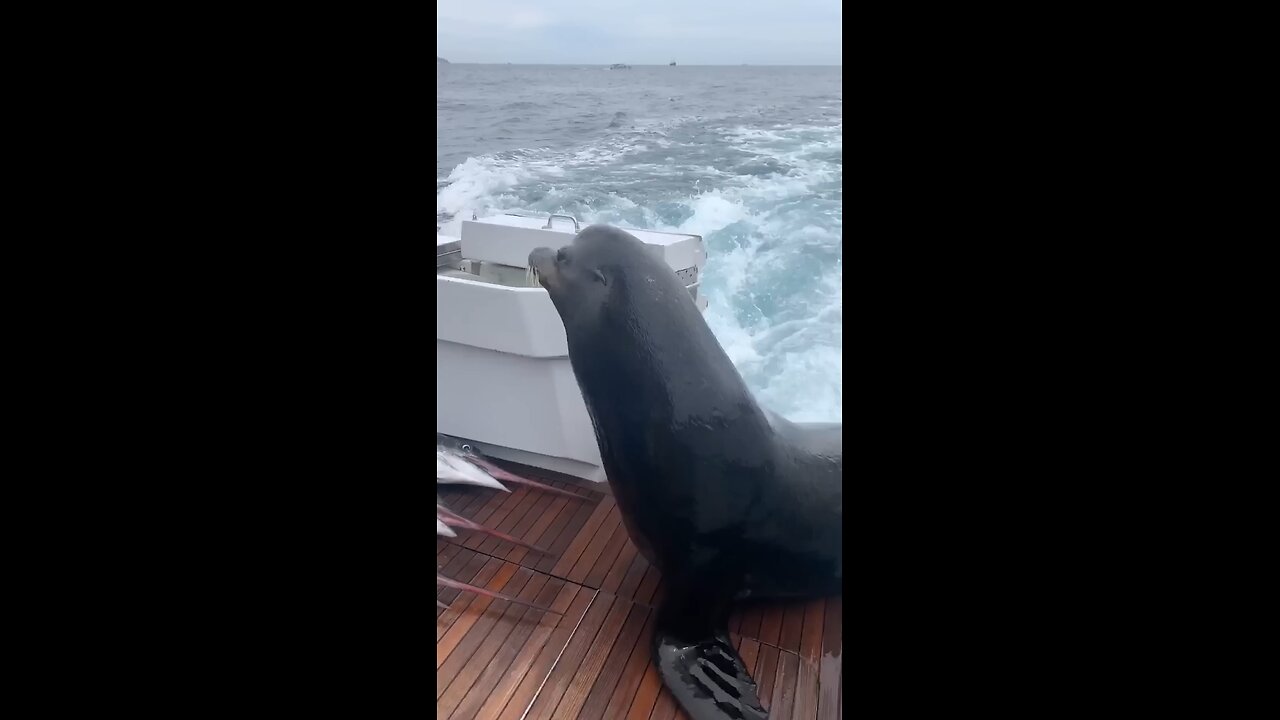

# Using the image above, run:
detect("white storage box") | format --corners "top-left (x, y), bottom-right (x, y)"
top-left (436, 214), bottom-right (707, 481)
top-left (461, 214), bottom-right (705, 275)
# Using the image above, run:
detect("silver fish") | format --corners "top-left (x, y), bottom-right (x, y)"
top-left (436, 448), bottom-right (508, 491)
top-left (437, 435), bottom-right (584, 501)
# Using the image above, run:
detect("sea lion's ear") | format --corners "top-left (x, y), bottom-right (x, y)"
top-left (592, 269), bottom-right (608, 286)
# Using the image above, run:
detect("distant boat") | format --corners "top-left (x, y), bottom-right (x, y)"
top-left (669, 61), bottom-right (676, 66)
top-left (609, 63), bottom-right (631, 70)
top-left (437, 57), bottom-right (449, 64)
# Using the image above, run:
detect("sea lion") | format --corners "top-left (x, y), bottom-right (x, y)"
top-left (529, 226), bottom-right (841, 720)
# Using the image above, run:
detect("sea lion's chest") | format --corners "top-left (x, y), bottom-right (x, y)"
top-left (604, 452), bottom-right (769, 567)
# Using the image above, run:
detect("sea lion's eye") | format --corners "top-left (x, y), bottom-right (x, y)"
top-left (592, 269), bottom-right (608, 285)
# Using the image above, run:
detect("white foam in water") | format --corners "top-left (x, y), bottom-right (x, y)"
top-left (437, 118), bottom-right (842, 423)
top-left (436, 157), bottom-right (533, 236)
top-left (677, 194), bottom-right (755, 237)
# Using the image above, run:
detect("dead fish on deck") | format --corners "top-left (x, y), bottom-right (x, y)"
top-left (435, 437), bottom-right (584, 614)
top-left (436, 574), bottom-right (560, 614)
top-left (436, 498), bottom-right (552, 555)
top-left (436, 448), bottom-right (508, 491)
top-left (436, 435), bottom-right (583, 500)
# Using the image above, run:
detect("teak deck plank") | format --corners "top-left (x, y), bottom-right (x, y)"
top-left (516, 592), bottom-right (615, 720)
top-left (818, 596), bottom-right (843, 720)
top-left (625, 661), bottom-right (663, 720)
top-left (446, 574), bottom-right (561, 720)
top-left (437, 568), bottom-right (540, 707)
top-left (472, 581), bottom-right (585, 720)
top-left (578, 603), bottom-right (651, 720)
top-left (615, 552), bottom-right (651, 601)
top-left (770, 649), bottom-right (802, 720)
top-left (755, 643), bottom-right (782, 712)
top-left (551, 496), bottom-right (617, 577)
top-left (437, 559), bottom-right (519, 667)
top-left (536, 491), bottom-right (605, 574)
top-left (580, 517), bottom-right (630, 588)
top-left (436, 552), bottom-right (496, 631)
top-left (437, 459), bottom-right (842, 719)
top-left (540, 594), bottom-right (632, 719)
top-left (602, 541), bottom-right (640, 594)
top-left (793, 598), bottom-right (827, 720)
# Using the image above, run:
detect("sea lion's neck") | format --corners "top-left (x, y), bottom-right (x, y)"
top-left (566, 303), bottom-right (773, 487)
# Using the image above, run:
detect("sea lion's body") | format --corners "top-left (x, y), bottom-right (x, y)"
top-left (530, 225), bottom-right (841, 720)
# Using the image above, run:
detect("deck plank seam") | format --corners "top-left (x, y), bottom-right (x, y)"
top-left (515, 589), bottom-right (601, 720)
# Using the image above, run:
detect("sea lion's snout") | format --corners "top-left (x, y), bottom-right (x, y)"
top-left (528, 246), bottom-right (560, 290)
top-left (529, 246), bottom-right (555, 268)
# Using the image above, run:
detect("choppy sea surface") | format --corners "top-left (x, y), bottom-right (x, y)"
top-left (437, 64), bottom-right (841, 422)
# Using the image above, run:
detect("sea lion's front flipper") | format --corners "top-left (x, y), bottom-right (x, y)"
top-left (653, 586), bottom-right (768, 720)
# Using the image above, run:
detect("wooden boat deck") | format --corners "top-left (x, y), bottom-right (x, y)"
top-left (437, 460), bottom-right (842, 719)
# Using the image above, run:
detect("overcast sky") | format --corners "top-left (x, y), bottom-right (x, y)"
top-left (437, 0), bottom-right (841, 65)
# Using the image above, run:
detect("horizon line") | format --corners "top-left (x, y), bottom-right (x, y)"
top-left (437, 61), bottom-right (841, 66)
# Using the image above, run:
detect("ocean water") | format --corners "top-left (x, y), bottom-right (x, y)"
top-left (437, 64), bottom-right (842, 423)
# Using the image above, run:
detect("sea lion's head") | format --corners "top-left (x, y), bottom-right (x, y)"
top-left (529, 224), bottom-right (685, 327)
top-left (531, 225), bottom-right (762, 459)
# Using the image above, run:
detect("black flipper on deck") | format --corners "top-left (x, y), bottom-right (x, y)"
top-left (652, 581), bottom-right (768, 720)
